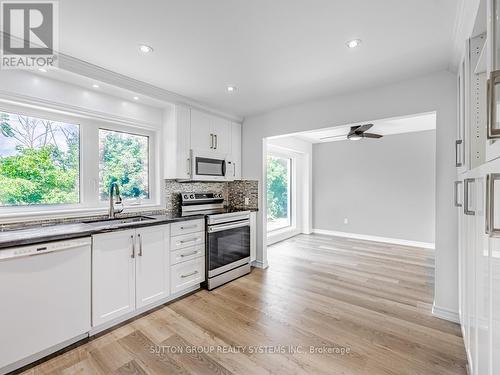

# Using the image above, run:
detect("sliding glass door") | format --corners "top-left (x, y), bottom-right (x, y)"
top-left (266, 154), bottom-right (292, 232)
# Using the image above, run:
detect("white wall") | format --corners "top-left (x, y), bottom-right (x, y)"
top-left (313, 130), bottom-right (436, 244)
top-left (242, 70), bottom-right (458, 315)
top-left (0, 70), bottom-right (163, 129)
top-left (266, 136), bottom-right (312, 244)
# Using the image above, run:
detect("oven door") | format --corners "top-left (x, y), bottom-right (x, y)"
top-left (207, 219), bottom-right (250, 277)
top-left (191, 150), bottom-right (228, 181)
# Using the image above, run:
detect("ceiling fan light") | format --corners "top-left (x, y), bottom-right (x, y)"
top-left (349, 135), bottom-right (362, 141)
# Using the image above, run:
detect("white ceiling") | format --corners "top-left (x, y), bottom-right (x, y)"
top-left (58, 0), bottom-right (460, 117)
top-left (294, 112), bottom-right (436, 143)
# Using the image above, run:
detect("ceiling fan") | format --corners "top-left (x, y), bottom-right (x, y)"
top-left (320, 124), bottom-right (383, 141)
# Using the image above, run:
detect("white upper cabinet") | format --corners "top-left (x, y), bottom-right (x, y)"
top-left (191, 108), bottom-right (232, 153)
top-left (164, 105), bottom-right (242, 180)
top-left (135, 225), bottom-right (170, 309)
top-left (211, 116), bottom-right (231, 153)
top-left (164, 105), bottom-right (191, 179)
top-left (231, 122), bottom-right (242, 179)
top-left (190, 109), bottom-right (213, 151)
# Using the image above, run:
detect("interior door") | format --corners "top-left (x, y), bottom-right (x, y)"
top-left (135, 225), bottom-right (170, 308)
top-left (92, 229), bottom-right (136, 326)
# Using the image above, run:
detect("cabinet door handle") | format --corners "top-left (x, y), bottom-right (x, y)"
top-left (210, 133), bottom-right (214, 149)
top-left (455, 140), bottom-right (463, 167)
top-left (179, 237), bottom-right (200, 244)
top-left (130, 235), bottom-right (135, 258)
top-left (233, 162), bottom-right (236, 177)
top-left (487, 174), bottom-right (500, 236)
top-left (454, 181), bottom-right (463, 207)
top-left (180, 251), bottom-right (198, 258)
top-left (181, 270), bottom-right (198, 278)
top-left (180, 224), bottom-right (197, 230)
top-left (214, 134), bottom-right (218, 149)
top-left (186, 158), bottom-right (191, 176)
top-left (138, 233), bottom-right (143, 256)
top-left (488, 70), bottom-right (500, 139)
top-left (464, 178), bottom-right (475, 216)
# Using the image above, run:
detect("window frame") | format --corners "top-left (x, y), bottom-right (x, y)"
top-left (266, 151), bottom-right (293, 233)
top-left (0, 102), bottom-right (161, 220)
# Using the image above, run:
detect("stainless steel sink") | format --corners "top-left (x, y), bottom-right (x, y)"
top-left (86, 215), bottom-right (157, 227)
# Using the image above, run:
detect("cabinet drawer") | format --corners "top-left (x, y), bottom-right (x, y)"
top-left (171, 219), bottom-right (205, 236)
top-left (170, 231), bottom-right (205, 251)
top-left (171, 257), bottom-right (205, 294)
top-left (170, 245), bottom-right (205, 265)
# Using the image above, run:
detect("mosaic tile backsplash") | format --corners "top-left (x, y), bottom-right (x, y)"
top-left (165, 179), bottom-right (259, 212)
top-left (0, 180), bottom-right (259, 229)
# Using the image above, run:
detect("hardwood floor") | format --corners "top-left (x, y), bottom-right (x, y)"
top-left (19, 234), bottom-right (467, 375)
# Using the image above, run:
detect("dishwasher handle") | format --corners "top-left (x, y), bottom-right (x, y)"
top-left (0, 238), bottom-right (92, 262)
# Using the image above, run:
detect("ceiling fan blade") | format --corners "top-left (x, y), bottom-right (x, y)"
top-left (363, 133), bottom-right (383, 139)
top-left (319, 135), bottom-right (348, 140)
top-left (355, 124), bottom-right (374, 133)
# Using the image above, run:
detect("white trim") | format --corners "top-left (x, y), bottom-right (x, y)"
top-left (0, 92), bottom-right (158, 130)
top-left (267, 227), bottom-right (300, 245)
top-left (58, 53), bottom-right (243, 123)
top-left (252, 259), bottom-right (269, 269)
top-left (432, 303), bottom-right (460, 323)
top-left (312, 229), bottom-right (435, 249)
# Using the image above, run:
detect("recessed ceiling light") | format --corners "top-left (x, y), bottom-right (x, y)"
top-left (38, 68), bottom-right (47, 73)
top-left (139, 44), bottom-right (153, 54)
top-left (92, 84), bottom-right (100, 88)
top-left (346, 39), bottom-right (362, 49)
top-left (227, 86), bottom-right (236, 92)
top-left (133, 96), bottom-right (139, 100)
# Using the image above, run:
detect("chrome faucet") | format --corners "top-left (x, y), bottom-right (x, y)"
top-left (109, 182), bottom-right (123, 219)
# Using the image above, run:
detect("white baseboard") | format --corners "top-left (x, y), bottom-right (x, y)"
top-left (432, 303), bottom-right (460, 323)
top-left (252, 259), bottom-right (269, 269)
top-left (312, 229), bottom-right (435, 249)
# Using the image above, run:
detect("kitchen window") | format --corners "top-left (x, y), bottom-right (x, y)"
top-left (0, 104), bottom-right (159, 217)
top-left (0, 110), bottom-right (80, 207)
top-left (98, 129), bottom-right (150, 203)
top-left (266, 154), bottom-right (292, 232)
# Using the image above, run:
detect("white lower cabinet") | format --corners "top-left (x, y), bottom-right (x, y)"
top-left (171, 257), bottom-right (205, 294)
top-left (135, 225), bottom-right (170, 309)
top-left (92, 229), bottom-right (136, 327)
top-left (92, 221), bottom-right (206, 329)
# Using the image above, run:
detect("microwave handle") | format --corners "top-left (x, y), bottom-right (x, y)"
top-left (222, 159), bottom-right (226, 176)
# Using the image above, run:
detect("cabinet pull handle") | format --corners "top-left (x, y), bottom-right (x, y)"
top-left (180, 251), bottom-right (198, 257)
top-left (214, 134), bottom-right (218, 149)
top-left (487, 174), bottom-right (500, 236)
top-left (187, 158), bottom-right (191, 176)
top-left (130, 235), bottom-right (135, 258)
top-left (179, 237), bottom-right (199, 244)
top-left (180, 224), bottom-right (197, 230)
top-left (455, 140), bottom-right (463, 167)
top-left (210, 133), bottom-right (214, 149)
top-left (464, 178), bottom-right (476, 216)
top-left (181, 270), bottom-right (198, 278)
top-left (138, 233), bottom-right (143, 256)
top-left (454, 181), bottom-right (463, 207)
top-left (488, 70), bottom-right (500, 139)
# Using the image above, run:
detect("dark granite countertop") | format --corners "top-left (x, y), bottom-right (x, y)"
top-left (0, 213), bottom-right (205, 250)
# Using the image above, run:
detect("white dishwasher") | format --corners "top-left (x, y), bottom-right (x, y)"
top-left (0, 237), bottom-right (91, 375)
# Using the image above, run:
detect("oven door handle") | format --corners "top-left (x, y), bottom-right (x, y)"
top-left (208, 219), bottom-right (250, 233)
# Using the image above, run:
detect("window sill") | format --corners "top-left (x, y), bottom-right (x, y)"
top-left (0, 204), bottom-right (165, 225)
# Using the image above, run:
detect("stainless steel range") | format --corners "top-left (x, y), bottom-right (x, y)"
top-left (181, 192), bottom-right (251, 290)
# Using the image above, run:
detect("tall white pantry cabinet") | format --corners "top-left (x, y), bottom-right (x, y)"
top-left (455, 1), bottom-right (500, 374)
